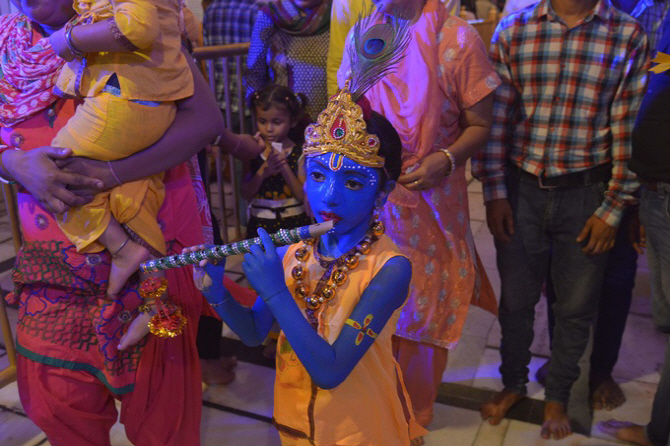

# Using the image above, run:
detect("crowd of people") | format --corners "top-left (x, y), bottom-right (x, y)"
top-left (1, 0), bottom-right (669, 445)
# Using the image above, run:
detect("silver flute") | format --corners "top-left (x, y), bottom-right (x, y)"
top-left (140, 221), bottom-right (333, 273)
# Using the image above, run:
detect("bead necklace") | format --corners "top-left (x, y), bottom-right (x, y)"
top-left (292, 219), bottom-right (385, 327)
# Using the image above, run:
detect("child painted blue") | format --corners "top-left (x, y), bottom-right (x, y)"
top-left (187, 82), bottom-right (427, 444)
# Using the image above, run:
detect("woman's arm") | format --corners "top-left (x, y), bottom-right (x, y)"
top-left (57, 49), bottom-right (225, 189)
top-left (243, 229), bottom-right (411, 389)
top-left (1, 147), bottom-right (103, 214)
top-left (399, 93), bottom-right (494, 191)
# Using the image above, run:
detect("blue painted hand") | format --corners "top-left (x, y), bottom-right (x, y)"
top-left (242, 228), bottom-right (289, 302)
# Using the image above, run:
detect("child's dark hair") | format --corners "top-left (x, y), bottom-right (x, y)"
top-left (250, 84), bottom-right (310, 144)
top-left (250, 84), bottom-right (309, 121)
top-left (365, 111), bottom-right (402, 183)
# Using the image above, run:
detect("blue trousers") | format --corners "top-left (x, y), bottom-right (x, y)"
top-left (495, 171), bottom-right (610, 404)
top-left (546, 207), bottom-right (638, 378)
top-left (640, 184), bottom-right (670, 446)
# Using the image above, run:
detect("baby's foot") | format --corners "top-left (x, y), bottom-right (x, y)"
top-left (118, 310), bottom-right (152, 351)
top-left (108, 238), bottom-right (150, 298)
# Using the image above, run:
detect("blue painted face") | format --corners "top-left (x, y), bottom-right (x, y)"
top-left (305, 153), bottom-right (385, 237)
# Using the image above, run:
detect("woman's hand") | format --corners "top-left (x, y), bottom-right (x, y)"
top-left (398, 151), bottom-right (451, 191)
top-left (242, 228), bottom-right (288, 302)
top-left (56, 156), bottom-right (116, 192)
top-left (218, 131), bottom-right (265, 162)
top-left (4, 147), bottom-right (104, 214)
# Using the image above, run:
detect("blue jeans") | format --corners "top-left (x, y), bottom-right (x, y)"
top-left (545, 207), bottom-right (638, 378)
top-left (640, 184), bottom-right (670, 446)
top-left (495, 171), bottom-right (610, 404)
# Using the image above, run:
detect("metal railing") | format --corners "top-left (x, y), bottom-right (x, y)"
top-left (193, 43), bottom-right (251, 243)
top-left (0, 183), bottom-right (19, 388)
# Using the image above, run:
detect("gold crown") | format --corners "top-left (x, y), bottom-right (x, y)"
top-left (303, 80), bottom-right (384, 168)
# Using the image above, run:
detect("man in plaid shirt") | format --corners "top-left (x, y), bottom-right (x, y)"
top-left (472, 0), bottom-right (649, 440)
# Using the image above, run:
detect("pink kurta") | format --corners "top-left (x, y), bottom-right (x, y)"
top-left (339, 0), bottom-right (500, 349)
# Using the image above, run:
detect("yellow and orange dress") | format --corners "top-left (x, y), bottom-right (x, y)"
top-left (52, 0), bottom-right (194, 255)
top-left (276, 234), bottom-right (426, 445)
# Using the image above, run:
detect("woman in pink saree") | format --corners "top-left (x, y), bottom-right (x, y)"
top-left (339, 0), bottom-right (501, 430)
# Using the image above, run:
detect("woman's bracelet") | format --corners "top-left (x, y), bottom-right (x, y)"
top-left (439, 148), bottom-right (456, 177)
top-left (64, 23), bottom-right (85, 59)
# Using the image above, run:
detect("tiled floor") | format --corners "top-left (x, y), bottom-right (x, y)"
top-left (0, 175), bottom-right (665, 445)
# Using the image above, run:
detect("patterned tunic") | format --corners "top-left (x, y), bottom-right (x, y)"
top-left (245, 9), bottom-right (329, 121)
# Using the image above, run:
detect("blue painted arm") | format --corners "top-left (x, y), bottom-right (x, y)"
top-left (199, 261), bottom-right (275, 347)
top-left (243, 229), bottom-right (411, 389)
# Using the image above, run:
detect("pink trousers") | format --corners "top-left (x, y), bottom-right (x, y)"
top-left (393, 336), bottom-right (449, 427)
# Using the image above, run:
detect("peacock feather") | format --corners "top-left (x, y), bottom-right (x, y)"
top-left (347, 9), bottom-right (411, 102)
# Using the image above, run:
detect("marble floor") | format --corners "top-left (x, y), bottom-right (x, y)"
top-left (0, 173), bottom-right (665, 446)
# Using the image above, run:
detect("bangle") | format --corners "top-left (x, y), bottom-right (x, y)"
top-left (64, 23), bottom-right (85, 59)
top-left (107, 161), bottom-right (123, 186)
top-left (207, 291), bottom-right (233, 308)
top-left (0, 147), bottom-right (17, 185)
top-left (208, 297), bottom-right (229, 308)
top-left (439, 149), bottom-right (456, 177)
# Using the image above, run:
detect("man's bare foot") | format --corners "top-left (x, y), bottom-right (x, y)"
top-left (108, 239), bottom-right (150, 297)
top-left (541, 401), bottom-right (571, 440)
top-left (598, 420), bottom-right (652, 446)
top-left (481, 389), bottom-right (525, 425)
top-left (591, 375), bottom-right (626, 410)
top-left (118, 311), bottom-right (152, 351)
top-left (410, 436), bottom-right (424, 446)
top-left (201, 358), bottom-right (236, 385)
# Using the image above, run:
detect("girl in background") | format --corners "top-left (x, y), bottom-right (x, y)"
top-left (242, 84), bottom-right (312, 239)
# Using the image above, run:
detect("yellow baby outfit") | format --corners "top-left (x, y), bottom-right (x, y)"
top-left (53, 0), bottom-right (194, 255)
top-left (276, 234), bottom-right (426, 445)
